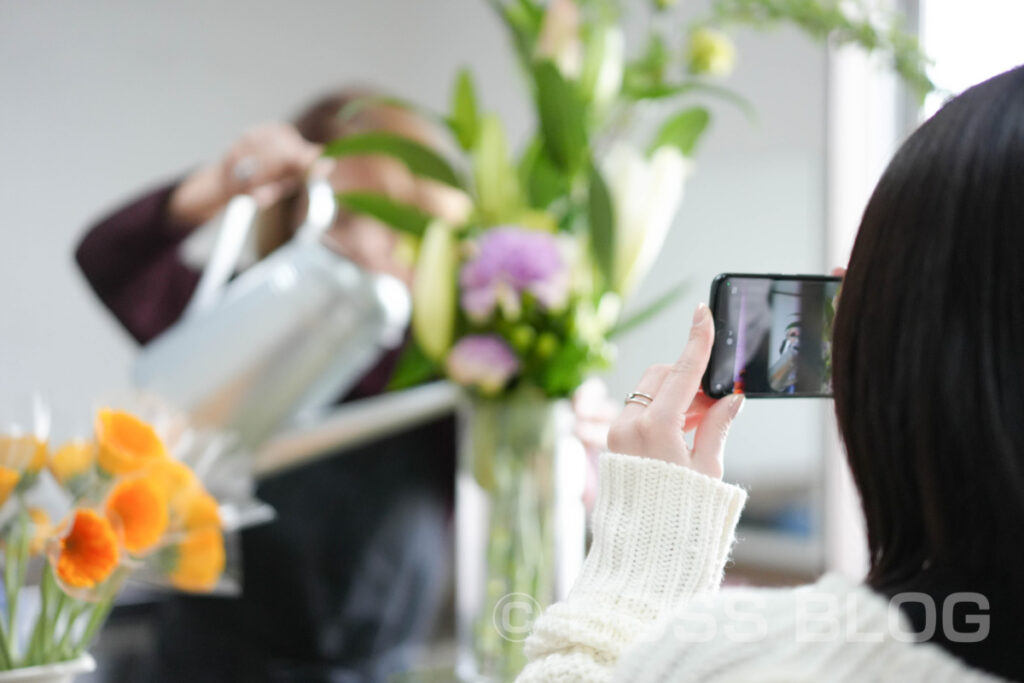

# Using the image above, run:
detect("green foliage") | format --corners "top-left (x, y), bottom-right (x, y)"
top-left (387, 341), bottom-right (438, 391)
top-left (335, 192), bottom-right (433, 236)
top-left (649, 107), bottom-right (711, 157)
top-left (449, 69), bottom-right (481, 150)
top-left (324, 132), bottom-right (463, 189)
top-left (710, 0), bottom-right (934, 102)
top-left (533, 60), bottom-right (588, 173)
top-left (519, 138), bottom-right (570, 211)
top-left (587, 164), bottom-right (615, 291)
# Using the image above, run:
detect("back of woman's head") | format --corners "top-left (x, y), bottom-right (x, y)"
top-left (832, 66), bottom-right (1024, 589)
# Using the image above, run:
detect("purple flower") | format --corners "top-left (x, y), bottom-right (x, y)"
top-left (446, 335), bottom-right (520, 394)
top-left (460, 227), bottom-right (569, 321)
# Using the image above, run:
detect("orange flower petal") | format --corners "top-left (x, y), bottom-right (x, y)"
top-left (168, 527), bottom-right (225, 592)
top-left (173, 489), bottom-right (221, 532)
top-left (56, 509), bottom-right (120, 589)
top-left (95, 410), bottom-right (167, 475)
top-left (0, 466), bottom-right (20, 506)
top-left (145, 456), bottom-right (199, 502)
top-left (105, 478), bottom-right (169, 554)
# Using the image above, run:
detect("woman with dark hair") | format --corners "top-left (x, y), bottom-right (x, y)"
top-left (518, 66), bottom-right (1024, 681)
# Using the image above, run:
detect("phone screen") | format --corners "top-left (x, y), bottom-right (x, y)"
top-left (704, 274), bottom-right (841, 398)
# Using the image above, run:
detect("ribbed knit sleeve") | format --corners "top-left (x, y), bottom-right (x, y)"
top-left (518, 452), bottom-right (747, 682)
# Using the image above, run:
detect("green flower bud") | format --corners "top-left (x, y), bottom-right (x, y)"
top-left (509, 325), bottom-right (537, 352)
top-left (686, 27), bottom-right (736, 78)
top-left (535, 332), bottom-right (560, 360)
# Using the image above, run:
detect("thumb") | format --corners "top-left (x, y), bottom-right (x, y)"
top-left (691, 394), bottom-right (745, 479)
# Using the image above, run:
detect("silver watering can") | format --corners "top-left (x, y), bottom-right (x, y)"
top-left (133, 176), bottom-right (411, 450)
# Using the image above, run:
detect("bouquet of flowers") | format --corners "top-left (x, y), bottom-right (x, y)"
top-left (325, 0), bottom-right (931, 399)
top-left (0, 399), bottom-right (255, 672)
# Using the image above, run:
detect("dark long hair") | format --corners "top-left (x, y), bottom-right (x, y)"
top-left (832, 65), bottom-right (1024, 678)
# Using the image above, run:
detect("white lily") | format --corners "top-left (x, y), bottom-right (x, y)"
top-left (591, 26), bottom-right (624, 107)
top-left (602, 142), bottom-right (691, 296)
top-left (536, 0), bottom-right (583, 79)
top-left (412, 221), bottom-right (457, 361)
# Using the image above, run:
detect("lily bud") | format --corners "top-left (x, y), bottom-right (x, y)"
top-left (536, 0), bottom-right (583, 79)
top-left (412, 221), bottom-right (457, 361)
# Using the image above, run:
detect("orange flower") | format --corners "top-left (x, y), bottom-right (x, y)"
top-left (56, 509), bottom-right (120, 588)
top-left (145, 456), bottom-right (198, 502)
top-left (28, 507), bottom-right (52, 556)
top-left (0, 466), bottom-right (20, 506)
top-left (95, 410), bottom-right (166, 475)
top-left (172, 489), bottom-right (221, 531)
top-left (49, 440), bottom-right (96, 489)
top-left (105, 477), bottom-right (168, 554)
top-left (167, 527), bottom-right (225, 592)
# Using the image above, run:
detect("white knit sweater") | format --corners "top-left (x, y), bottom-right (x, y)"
top-left (518, 452), bottom-right (999, 682)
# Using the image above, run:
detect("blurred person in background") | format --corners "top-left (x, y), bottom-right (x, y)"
top-left (77, 90), bottom-right (470, 681)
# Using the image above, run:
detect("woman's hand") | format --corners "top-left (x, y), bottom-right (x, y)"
top-left (606, 303), bottom-right (745, 479)
top-left (168, 123), bottom-right (323, 227)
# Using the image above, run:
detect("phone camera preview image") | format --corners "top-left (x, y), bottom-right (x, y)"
top-left (705, 275), bottom-right (841, 398)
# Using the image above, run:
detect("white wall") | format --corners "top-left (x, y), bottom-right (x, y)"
top-left (0, 0), bottom-right (830, 502)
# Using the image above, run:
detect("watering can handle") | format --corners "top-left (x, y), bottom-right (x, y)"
top-left (182, 174), bottom-right (338, 319)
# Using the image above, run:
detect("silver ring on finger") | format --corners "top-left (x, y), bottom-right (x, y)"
top-left (624, 392), bottom-right (654, 407)
top-left (232, 156), bottom-right (260, 185)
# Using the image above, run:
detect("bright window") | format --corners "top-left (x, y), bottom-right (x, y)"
top-left (920, 0), bottom-right (1024, 117)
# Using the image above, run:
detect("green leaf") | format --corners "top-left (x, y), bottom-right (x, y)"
top-left (649, 107), bottom-right (711, 157)
top-left (587, 164), bottom-right (615, 292)
top-left (473, 115), bottom-right (522, 224)
top-left (608, 280), bottom-right (690, 339)
top-left (519, 138), bottom-right (569, 210)
top-left (387, 341), bottom-right (438, 391)
top-left (533, 60), bottom-right (588, 172)
top-left (449, 69), bottom-right (481, 150)
top-left (336, 192), bottom-right (433, 236)
top-left (623, 79), bottom-right (755, 120)
top-left (324, 132), bottom-right (462, 189)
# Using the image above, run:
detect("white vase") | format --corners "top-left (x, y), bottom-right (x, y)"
top-left (0, 655), bottom-right (95, 683)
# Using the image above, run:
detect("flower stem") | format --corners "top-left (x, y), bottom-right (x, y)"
top-left (0, 609), bottom-right (14, 670)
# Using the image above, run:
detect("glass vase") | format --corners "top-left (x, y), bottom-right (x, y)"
top-left (455, 387), bottom-right (586, 681)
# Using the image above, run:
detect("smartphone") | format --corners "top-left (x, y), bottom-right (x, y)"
top-left (702, 273), bottom-right (842, 399)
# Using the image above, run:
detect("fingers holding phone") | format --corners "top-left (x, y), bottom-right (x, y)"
top-left (608, 303), bottom-right (745, 480)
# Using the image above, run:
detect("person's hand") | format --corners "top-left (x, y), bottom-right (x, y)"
top-left (606, 303), bottom-right (745, 479)
top-left (168, 123), bottom-right (323, 226)
top-left (571, 378), bottom-right (618, 509)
